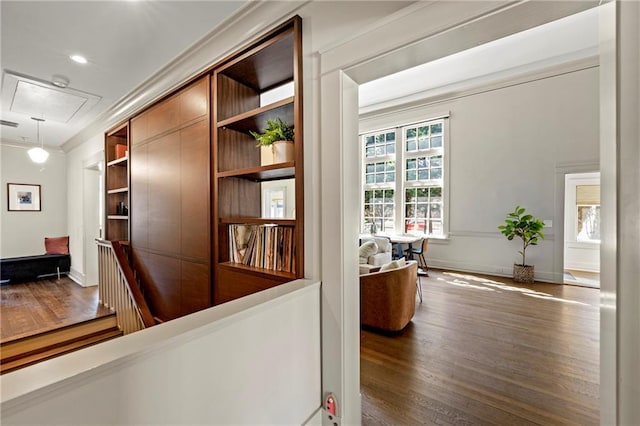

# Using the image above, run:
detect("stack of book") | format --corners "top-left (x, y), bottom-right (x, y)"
top-left (229, 224), bottom-right (296, 273)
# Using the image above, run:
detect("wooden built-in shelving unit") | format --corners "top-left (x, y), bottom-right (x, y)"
top-left (212, 17), bottom-right (303, 304)
top-left (104, 122), bottom-right (129, 241)
top-left (102, 16), bottom-right (304, 316)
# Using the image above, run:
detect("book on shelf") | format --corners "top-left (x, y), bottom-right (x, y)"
top-left (228, 223), bottom-right (295, 273)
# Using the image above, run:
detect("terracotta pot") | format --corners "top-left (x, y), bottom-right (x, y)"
top-left (272, 141), bottom-right (294, 163)
top-left (513, 264), bottom-right (534, 283)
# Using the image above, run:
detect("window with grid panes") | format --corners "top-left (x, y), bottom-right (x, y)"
top-left (362, 129), bottom-right (396, 232)
top-left (363, 189), bottom-right (395, 233)
top-left (361, 118), bottom-right (446, 237)
top-left (403, 120), bottom-right (444, 236)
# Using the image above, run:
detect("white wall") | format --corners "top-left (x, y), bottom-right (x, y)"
top-left (0, 280), bottom-right (322, 425)
top-left (0, 144), bottom-right (67, 258)
top-left (360, 66), bottom-right (599, 282)
top-left (65, 134), bottom-right (103, 284)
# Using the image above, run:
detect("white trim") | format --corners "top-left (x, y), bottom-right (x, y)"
top-left (67, 267), bottom-right (85, 287)
top-left (553, 163), bottom-right (600, 286)
top-left (359, 111), bottom-right (450, 135)
top-left (359, 56), bottom-right (598, 115)
top-left (612, 2), bottom-right (640, 422)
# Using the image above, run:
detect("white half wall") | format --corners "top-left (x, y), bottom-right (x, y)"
top-left (0, 280), bottom-right (322, 426)
top-left (0, 144), bottom-right (67, 258)
top-left (360, 66), bottom-right (599, 282)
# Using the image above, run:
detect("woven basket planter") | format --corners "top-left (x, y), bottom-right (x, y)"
top-left (513, 264), bottom-right (534, 283)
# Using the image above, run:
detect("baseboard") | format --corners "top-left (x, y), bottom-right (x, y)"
top-left (428, 258), bottom-right (559, 284)
top-left (68, 268), bottom-right (86, 286)
top-left (564, 262), bottom-right (600, 273)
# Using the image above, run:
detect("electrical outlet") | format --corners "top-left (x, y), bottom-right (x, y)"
top-left (543, 220), bottom-right (552, 228)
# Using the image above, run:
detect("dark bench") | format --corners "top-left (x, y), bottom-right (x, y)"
top-left (0, 254), bottom-right (71, 284)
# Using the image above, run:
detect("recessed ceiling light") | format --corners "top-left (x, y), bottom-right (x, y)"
top-left (70, 54), bottom-right (88, 64)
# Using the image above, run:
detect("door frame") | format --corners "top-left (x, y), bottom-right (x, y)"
top-left (318, 1), bottom-right (633, 424)
top-left (81, 151), bottom-right (104, 287)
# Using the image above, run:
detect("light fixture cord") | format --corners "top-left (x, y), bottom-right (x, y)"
top-left (37, 120), bottom-right (43, 148)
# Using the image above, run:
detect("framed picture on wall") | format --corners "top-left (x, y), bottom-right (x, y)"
top-left (7, 183), bottom-right (41, 211)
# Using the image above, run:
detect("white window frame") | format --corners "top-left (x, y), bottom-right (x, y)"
top-left (360, 113), bottom-right (450, 238)
top-left (361, 128), bottom-right (399, 233)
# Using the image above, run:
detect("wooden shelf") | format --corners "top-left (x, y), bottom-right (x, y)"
top-left (217, 162), bottom-right (294, 181)
top-left (218, 262), bottom-right (296, 280)
top-left (213, 17), bottom-right (303, 305)
top-left (219, 217), bottom-right (295, 226)
top-left (105, 121), bottom-right (129, 242)
top-left (107, 187), bottom-right (128, 194)
top-left (217, 97), bottom-right (293, 134)
top-left (107, 157), bottom-right (128, 167)
top-left (218, 30), bottom-right (294, 92)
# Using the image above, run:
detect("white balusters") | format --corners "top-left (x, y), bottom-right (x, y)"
top-left (96, 240), bottom-right (146, 334)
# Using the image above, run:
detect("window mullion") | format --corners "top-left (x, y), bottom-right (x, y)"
top-left (395, 127), bottom-right (403, 233)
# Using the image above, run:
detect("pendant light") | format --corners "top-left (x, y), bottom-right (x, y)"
top-left (28, 117), bottom-right (49, 163)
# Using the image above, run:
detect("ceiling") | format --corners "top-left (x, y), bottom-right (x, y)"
top-left (1, 2), bottom-right (599, 149)
top-left (0, 1), bottom-right (247, 148)
top-left (359, 6), bottom-right (599, 113)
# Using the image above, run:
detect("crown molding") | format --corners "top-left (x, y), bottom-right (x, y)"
top-left (62, 0), bottom-right (308, 153)
top-left (359, 54), bottom-right (598, 119)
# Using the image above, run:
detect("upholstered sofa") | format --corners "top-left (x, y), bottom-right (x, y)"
top-left (360, 260), bottom-right (418, 331)
top-left (359, 236), bottom-right (393, 273)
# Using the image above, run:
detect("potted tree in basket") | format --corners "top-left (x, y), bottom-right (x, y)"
top-left (250, 118), bottom-right (294, 164)
top-left (498, 206), bottom-right (545, 283)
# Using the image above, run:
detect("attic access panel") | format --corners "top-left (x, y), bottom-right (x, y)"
top-left (2, 70), bottom-right (101, 123)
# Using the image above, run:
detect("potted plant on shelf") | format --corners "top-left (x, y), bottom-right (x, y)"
top-left (250, 118), bottom-right (294, 164)
top-left (498, 205), bottom-right (545, 283)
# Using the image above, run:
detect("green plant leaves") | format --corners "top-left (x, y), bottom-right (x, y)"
top-left (497, 205), bottom-right (545, 266)
top-left (250, 118), bottom-right (294, 146)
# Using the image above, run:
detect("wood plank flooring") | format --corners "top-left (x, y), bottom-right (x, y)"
top-left (0, 278), bottom-right (110, 343)
top-left (361, 269), bottom-right (599, 425)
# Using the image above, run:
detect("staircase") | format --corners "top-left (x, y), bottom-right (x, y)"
top-left (0, 311), bottom-right (122, 374)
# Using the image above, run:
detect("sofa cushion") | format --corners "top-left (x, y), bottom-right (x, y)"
top-left (380, 257), bottom-right (406, 272)
top-left (374, 237), bottom-right (391, 253)
top-left (44, 236), bottom-right (70, 255)
top-left (359, 241), bottom-right (378, 259)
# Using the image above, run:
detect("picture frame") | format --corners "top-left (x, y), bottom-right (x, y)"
top-left (7, 183), bottom-right (41, 211)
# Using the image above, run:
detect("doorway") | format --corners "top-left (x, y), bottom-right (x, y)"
top-left (82, 155), bottom-right (104, 287)
top-left (564, 172), bottom-right (600, 288)
top-left (319, 2), bottom-right (618, 423)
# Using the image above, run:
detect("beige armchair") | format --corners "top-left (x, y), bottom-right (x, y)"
top-left (360, 261), bottom-right (418, 331)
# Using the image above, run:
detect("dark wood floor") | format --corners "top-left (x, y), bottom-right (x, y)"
top-left (361, 269), bottom-right (599, 425)
top-left (0, 277), bottom-right (108, 343)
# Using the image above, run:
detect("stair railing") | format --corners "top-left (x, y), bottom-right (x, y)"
top-left (96, 239), bottom-right (155, 334)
